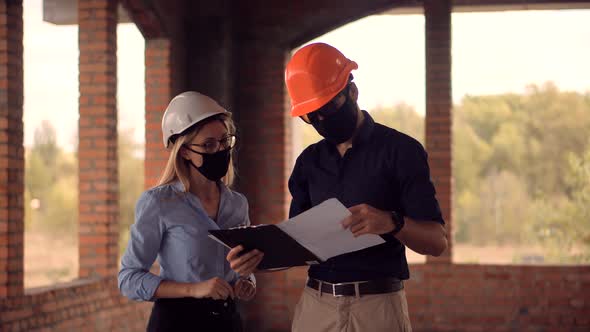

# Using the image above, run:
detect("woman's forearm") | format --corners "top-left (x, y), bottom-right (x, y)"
top-left (153, 280), bottom-right (194, 299)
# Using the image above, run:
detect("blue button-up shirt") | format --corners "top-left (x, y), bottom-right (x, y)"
top-left (118, 181), bottom-right (250, 301)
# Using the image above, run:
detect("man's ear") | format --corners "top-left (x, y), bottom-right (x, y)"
top-left (349, 82), bottom-right (359, 102)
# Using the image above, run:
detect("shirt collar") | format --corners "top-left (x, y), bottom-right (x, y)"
top-left (353, 110), bottom-right (375, 145)
top-left (171, 180), bottom-right (185, 193)
top-left (171, 179), bottom-right (228, 195)
top-left (321, 110), bottom-right (375, 159)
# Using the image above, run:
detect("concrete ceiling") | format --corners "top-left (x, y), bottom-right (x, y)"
top-left (42, 0), bottom-right (590, 25)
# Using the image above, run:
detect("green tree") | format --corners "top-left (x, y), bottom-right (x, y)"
top-left (532, 144), bottom-right (590, 263)
top-left (455, 170), bottom-right (533, 245)
top-left (370, 104), bottom-right (425, 144)
top-left (25, 121), bottom-right (78, 232)
top-left (453, 82), bottom-right (590, 251)
top-left (453, 108), bottom-right (492, 193)
top-left (516, 83), bottom-right (590, 196)
top-left (33, 120), bottom-right (59, 168)
top-left (566, 146), bottom-right (590, 261)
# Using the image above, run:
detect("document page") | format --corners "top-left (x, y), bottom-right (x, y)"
top-left (277, 198), bottom-right (385, 261)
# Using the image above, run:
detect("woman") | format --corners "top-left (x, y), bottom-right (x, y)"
top-left (118, 91), bottom-right (264, 332)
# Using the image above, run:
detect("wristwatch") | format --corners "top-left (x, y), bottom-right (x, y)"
top-left (390, 211), bottom-right (405, 236)
top-left (240, 275), bottom-right (256, 288)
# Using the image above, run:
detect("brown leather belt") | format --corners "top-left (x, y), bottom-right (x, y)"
top-left (306, 277), bottom-right (404, 297)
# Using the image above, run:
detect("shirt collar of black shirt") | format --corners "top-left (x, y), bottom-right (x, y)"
top-left (354, 110), bottom-right (374, 145)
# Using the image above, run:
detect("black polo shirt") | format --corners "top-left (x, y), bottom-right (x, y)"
top-left (288, 111), bottom-right (444, 283)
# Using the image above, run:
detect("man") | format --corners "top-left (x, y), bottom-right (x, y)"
top-left (228, 42), bottom-right (447, 332)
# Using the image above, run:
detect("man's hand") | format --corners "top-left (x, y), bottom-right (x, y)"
top-left (341, 204), bottom-right (395, 237)
top-left (234, 278), bottom-right (256, 301)
top-left (227, 245), bottom-right (264, 276)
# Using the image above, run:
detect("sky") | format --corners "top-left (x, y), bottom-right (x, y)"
top-left (22, 0), bottom-right (590, 151)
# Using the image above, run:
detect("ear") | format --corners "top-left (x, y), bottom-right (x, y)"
top-left (179, 146), bottom-right (191, 160)
top-left (349, 82), bottom-right (359, 102)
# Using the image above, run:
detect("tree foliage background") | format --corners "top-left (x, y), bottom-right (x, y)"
top-left (24, 123), bottom-right (144, 257)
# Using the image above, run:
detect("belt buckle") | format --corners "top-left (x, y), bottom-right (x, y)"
top-left (331, 282), bottom-right (345, 297)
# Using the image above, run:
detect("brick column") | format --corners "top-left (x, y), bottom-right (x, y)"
top-left (144, 38), bottom-right (173, 189)
top-left (424, 0), bottom-right (452, 263)
top-left (0, 0), bottom-right (24, 297)
top-left (78, 0), bottom-right (119, 278)
top-left (233, 41), bottom-right (292, 332)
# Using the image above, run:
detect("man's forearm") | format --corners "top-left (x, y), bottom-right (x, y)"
top-left (395, 218), bottom-right (448, 256)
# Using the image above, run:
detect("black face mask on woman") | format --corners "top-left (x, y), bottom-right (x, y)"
top-left (310, 91), bottom-right (358, 144)
top-left (184, 147), bottom-right (231, 182)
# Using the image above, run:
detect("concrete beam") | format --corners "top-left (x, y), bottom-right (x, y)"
top-left (43, 0), bottom-right (130, 24)
top-left (381, 0), bottom-right (590, 15)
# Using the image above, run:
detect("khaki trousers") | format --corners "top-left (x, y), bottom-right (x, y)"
top-left (292, 286), bottom-right (412, 332)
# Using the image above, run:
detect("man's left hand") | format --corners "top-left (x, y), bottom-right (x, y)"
top-left (341, 204), bottom-right (395, 237)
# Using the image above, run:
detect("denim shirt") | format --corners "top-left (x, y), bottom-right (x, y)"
top-left (118, 181), bottom-right (250, 301)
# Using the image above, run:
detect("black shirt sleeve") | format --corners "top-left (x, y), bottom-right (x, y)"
top-left (288, 153), bottom-right (312, 219)
top-left (395, 138), bottom-right (445, 224)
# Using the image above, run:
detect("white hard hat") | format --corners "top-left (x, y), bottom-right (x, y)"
top-left (161, 91), bottom-right (230, 148)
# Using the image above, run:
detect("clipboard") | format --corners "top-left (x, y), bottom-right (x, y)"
top-left (208, 198), bottom-right (385, 270)
top-left (209, 225), bottom-right (321, 269)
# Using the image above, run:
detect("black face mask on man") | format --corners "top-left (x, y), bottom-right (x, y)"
top-left (310, 89), bottom-right (358, 144)
top-left (184, 146), bottom-right (231, 182)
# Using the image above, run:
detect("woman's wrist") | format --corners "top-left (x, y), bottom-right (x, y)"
top-left (239, 275), bottom-right (256, 288)
top-left (186, 281), bottom-right (205, 298)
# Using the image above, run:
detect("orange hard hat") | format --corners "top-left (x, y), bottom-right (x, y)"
top-left (285, 43), bottom-right (358, 117)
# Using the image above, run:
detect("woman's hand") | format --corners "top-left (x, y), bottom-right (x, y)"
top-left (234, 278), bottom-right (256, 301)
top-left (190, 277), bottom-right (234, 300)
top-left (227, 245), bottom-right (264, 276)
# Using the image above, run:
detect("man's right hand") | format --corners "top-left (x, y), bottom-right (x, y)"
top-left (227, 245), bottom-right (264, 276)
top-left (190, 277), bottom-right (234, 300)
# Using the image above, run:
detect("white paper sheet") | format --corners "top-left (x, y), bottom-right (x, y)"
top-left (277, 198), bottom-right (385, 261)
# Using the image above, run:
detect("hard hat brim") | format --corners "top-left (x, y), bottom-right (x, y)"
top-left (163, 109), bottom-right (230, 149)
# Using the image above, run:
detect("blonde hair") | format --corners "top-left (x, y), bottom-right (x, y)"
top-left (156, 113), bottom-right (236, 191)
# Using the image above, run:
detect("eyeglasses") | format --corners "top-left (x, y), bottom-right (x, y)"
top-left (300, 84), bottom-right (350, 124)
top-left (186, 135), bottom-right (237, 154)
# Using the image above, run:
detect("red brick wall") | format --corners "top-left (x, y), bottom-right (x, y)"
top-left (0, 278), bottom-right (152, 331)
top-left (406, 264), bottom-right (590, 332)
top-left (78, 0), bottom-right (119, 279)
top-left (0, 1), bottom-right (154, 330)
top-left (425, 0), bottom-right (452, 263)
top-left (143, 0), bottom-right (188, 188)
top-left (144, 38), bottom-right (174, 188)
top-left (0, 0), bottom-right (24, 299)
